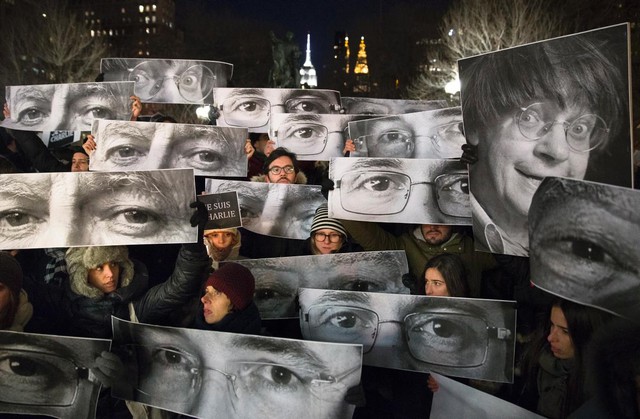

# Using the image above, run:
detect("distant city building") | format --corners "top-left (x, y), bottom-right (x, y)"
top-left (73, 0), bottom-right (182, 57)
top-left (353, 36), bottom-right (369, 75)
top-left (325, 32), bottom-right (373, 95)
top-left (353, 36), bottom-right (370, 93)
top-left (299, 33), bottom-right (318, 88)
top-left (344, 35), bottom-right (351, 74)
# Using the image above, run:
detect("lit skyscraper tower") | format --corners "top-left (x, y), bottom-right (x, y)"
top-left (354, 36), bottom-right (369, 74)
top-left (353, 36), bottom-right (370, 92)
top-left (299, 32), bottom-right (318, 88)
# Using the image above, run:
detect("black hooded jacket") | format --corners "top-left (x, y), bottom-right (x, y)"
top-left (62, 246), bottom-right (211, 338)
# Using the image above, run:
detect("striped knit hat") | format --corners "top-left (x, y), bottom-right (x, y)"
top-left (310, 204), bottom-right (347, 237)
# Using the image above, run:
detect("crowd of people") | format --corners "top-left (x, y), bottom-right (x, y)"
top-left (1, 40), bottom-right (640, 418)
top-left (2, 114), bottom-right (638, 418)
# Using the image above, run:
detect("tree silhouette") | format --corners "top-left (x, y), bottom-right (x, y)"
top-left (406, 0), bottom-right (570, 101)
top-left (0, 0), bottom-right (108, 93)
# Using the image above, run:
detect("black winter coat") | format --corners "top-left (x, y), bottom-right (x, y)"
top-left (62, 246), bottom-right (211, 338)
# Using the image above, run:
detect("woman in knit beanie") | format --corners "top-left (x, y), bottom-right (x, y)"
top-left (307, 204), bottom-right (361, 255)
top-left (193, 262), bottom-right (261, 335)
top-left (0, 251), bottom-right (33, 331)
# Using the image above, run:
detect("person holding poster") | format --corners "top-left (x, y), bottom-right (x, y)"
top-left (56, 202), bottom-right (211, 338)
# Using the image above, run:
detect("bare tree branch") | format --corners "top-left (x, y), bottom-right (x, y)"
top-left (0, 0), bottom-right (108, 92)
top-left (406, 0), bottom-right (571, 101)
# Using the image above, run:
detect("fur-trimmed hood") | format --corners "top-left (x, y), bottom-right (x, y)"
top-left (250, 170), bottom-right (308, 184)
top-left (204, 228), bottom-right (242, 263)
top-left (65, 246), bottom-right (135, 298)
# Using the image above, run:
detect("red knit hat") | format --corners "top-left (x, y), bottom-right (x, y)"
top-left (205, 263), bottom-right (255, 310)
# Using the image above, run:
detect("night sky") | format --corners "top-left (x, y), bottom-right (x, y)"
top-left (176, 0), bottom-right (451, 71)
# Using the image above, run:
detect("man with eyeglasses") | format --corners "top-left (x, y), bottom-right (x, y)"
top-left (459, 25), bottom-right (629, 256)
top-left (238, 147), bottom-right (312, 259)
top-left (260, 147), bottom-right (305, 185)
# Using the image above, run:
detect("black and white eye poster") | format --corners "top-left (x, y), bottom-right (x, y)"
top-left (90, 120), bottom-right (248, 177)
top-left (0, 330), bottom-right (110, 419)
top-left (299, 288), bottom-right (516, 383)
top-left (213, 87), bottom-right (342, 133)
top-left (3, 81), bottom-right (134, 132)
top-left (347, 107), bottom-right (465, 159)
top-left (101, 58), bottom-right (233, 104)
top-left (529, 176), bottom-right (640, 319)
top-left (232, 250), bottom-right (410, 319)
top-left (328, 157), bottom-right (471, 225)
top-left (205, 178), bottom-right (325, 239)
top-left (0, 168), bottom-right (197, 249)
top-left (110, 317), bottom-right (362, 419)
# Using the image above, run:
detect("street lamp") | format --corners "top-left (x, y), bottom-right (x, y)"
top-left (444, 77), bottom-right (460, 95)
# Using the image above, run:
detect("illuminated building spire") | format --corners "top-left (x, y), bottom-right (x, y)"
top-left (344, 35), bottom-right (351, 74)
top-left (299, 32), bottom-right (317, 88)
top-left (354, 36), bottom-right (369, 74)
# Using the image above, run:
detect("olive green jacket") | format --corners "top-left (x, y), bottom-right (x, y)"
top-left (341, 220), bottom-right (496, 297)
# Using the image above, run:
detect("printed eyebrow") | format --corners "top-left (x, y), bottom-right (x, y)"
top-left (102, 123), bottom-right (152, 147)
top-left (432, 107), bottom-right (462, 118)
top-left (349, 158), bottom-right (403, 171)
top-left (168, 59), bottom-right (194, 71)
top-left (173, 125), bottom-right (227, 143)
top-left (0, 176), bottom-right (51, 201)
top-left (241, 259), bottom-right (293, 273)
top-left (542, 180), bottom-right (639, 224)
top-left (284, 89), bottom-right (337, 103)
top-left (367, 115), bottom-right (403, 126)
top-left (313, 291), bottom-right (372, 306)
top-left (226, 88), bottom-right (265, 99)
top-left (0, 333), bottom-right (75, 360)
top-left (13, 85), bottom-right (55, 102)
top-left (217, 181), bottom-right (264, 200)
top-left (67, 83), bottom-right (115, 102)
top-left (230, 335), bottom-right (326, 371)
top-left (362, 116), bottom-right (408, 133)
top-left (281, 113), bottom-right (322, 124)
top-left (404, 296), bottom-right (489, 319)
top-left (76, 172), bottom-right (173, 207)
top-left (285, 184), bottom-right (321, 201)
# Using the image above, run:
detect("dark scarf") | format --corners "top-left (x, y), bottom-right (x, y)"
top-left (537, 347), bottom-right (575, 419)
top-left (193, 301), bottom-right (261, 335)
